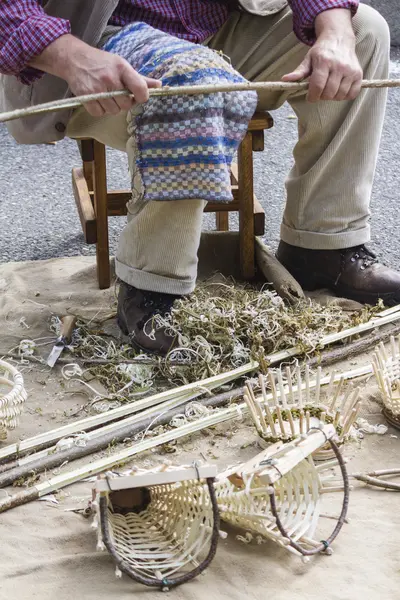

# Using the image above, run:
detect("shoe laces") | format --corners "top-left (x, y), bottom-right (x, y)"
top-left (343, 245), bottom-right (378, 271)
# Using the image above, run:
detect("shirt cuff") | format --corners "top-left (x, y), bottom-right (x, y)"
top-left (1, 15), bottom-right (70, 84)
top-left (293, 1), bottom-right (359, 46)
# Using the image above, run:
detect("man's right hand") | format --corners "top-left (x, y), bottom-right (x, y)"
top-left (29, 34), bottom-right (161, 116)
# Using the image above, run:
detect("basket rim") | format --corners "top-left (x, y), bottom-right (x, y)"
top-left (95, 465), bottom-right (217, 493)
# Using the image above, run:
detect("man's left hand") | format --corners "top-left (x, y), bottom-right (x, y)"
top-left (282, 8), bottom-right (363, 103)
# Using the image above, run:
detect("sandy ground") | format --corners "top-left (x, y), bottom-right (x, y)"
top-left (0, 256), bottom-right (399, 600)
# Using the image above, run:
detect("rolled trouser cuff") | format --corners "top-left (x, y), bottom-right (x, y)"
top-left (115, 258), bottom-right (196, 295)
top-left (280, 223), bottom-right (371, 250)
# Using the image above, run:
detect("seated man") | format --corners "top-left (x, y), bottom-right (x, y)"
top-left (0, 0), bottom-right (398, 356)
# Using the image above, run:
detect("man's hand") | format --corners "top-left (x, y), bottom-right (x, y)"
top-left (29, 35), bottom-right (161, 116)
top-left (282, 9), bottom-right (363, 102)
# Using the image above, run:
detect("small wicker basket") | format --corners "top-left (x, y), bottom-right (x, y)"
top-left (0, 360), bottom-right (27, 440)
top-left (215, 425), bottom-right (349, 560)
top-left (93, 464), bottom-right (219, 590)
top-left (372, 337), bottom-right (400, 430)
top-left (244, 366), bottom-right (361, 460)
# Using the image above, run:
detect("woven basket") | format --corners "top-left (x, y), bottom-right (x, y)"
top-left (0, 360), bottom-right (27, 440)
top-left (93, 464), bottom-right (219, 589)
top-left (244, 366), bottom-right (362, 460)
top-left (372, 338), bottom-right (400, 430)
top-left (215, 425), bottom-right (349, 560)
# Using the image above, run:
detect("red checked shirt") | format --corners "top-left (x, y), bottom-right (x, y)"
top-left (0, 0), bottom-right (359, 84)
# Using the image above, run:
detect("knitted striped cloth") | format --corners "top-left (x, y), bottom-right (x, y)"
top-left (103, 23), bottom-right (257, 205)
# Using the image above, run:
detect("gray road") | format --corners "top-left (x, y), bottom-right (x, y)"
top-left (1, 48), bottom-right (400, 268)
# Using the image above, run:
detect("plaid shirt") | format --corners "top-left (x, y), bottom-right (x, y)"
top-left (0, 0), bottom-right (359, 84)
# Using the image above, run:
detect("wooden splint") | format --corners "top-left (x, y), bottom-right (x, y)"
top-left (0, 360), bottom-right (27, 441)
top-left (372, 337), bottom-right (400, 430)
top-left (92, 464), bottom-right (219, 590)
top-left (215, 425), bottom-right (349, 561)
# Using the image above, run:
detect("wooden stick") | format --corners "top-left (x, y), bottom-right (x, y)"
top-left (243, 392), bottom-right (264, 436)
top-left (246, 383), bottom-right (267, 434)
top-left (325, 371), bottom-right (337, 404)
top-left (259, 376), bottom-right (277, 437)
top-left (0, 402), bottom-right (249, 513)
top-left (307, 322), bottom-right (400, 371)
top-left (299, 410), bottom-right (305, 434)
top-left (275, 406), bottom-right (287, 440)
top-left (342, 407), bottom-right (359, 437)
top-left (1, 79), bottom-right (400, 124)
top-left (0, 386), bottom-right (245, 489)
top-left (305, 366), bottom-right (311, 405)
top-left (286, 367), bottom-right (295, 406)
top-left (352, 469), bottom-right (400, 492)
top-left (330, 376), bottom-right (345, 412)
top-left (0, 362), bottom-right (370, 489)
top-left (269, 308), bottom-right (400, 365)
top-left (333, 410), bottom-right (341, 429)
top-left (0, 361), bottom-right (256, 464)
top-left (315, 367), bottom-right (322, 406)
top-left (296, 366), bottom-right (303, 410)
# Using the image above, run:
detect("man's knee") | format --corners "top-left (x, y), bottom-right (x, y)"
top-left (354, 4), bottom-right (390, 49)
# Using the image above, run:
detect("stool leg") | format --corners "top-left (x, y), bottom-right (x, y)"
top-left (216, 212), bottom-right (229, 231)
top-left (238, 132), bottom-right (255, 279)
top-left (79, 139), bottom-right (95, 192)
top-left (93, 141), bottom-right (110, 289)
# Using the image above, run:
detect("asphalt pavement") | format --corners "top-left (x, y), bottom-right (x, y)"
top-left (1, 48), bottom-right (400, 269)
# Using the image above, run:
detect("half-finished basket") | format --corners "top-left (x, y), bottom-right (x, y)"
top-left (215, 424), bottom-right (349, 560)
top-left (0, 360), bottom-right (27, 440)
top-left (244, 366), bottom-right (361, 459)
top-left (93, 464), bottom-right (219, 590)
top-left (372, 337), bottom-right (400, 430)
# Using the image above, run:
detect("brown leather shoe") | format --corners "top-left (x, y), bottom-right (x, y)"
top-left (276, 241), bottom-right (400, 306)
top-left (117, 282), bottom-right (180, 355)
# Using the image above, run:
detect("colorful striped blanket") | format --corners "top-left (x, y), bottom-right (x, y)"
top-left (103, 23), bottom-right (257, 206)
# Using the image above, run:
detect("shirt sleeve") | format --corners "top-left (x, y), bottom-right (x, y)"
top-left (0, 0), bottom-right (71, 84)
top-left (287, 0), bottom-right (359, 45)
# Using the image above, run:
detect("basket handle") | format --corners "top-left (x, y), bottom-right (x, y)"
top-left (268, 434), bottom-right (350, 557)
top-left (99, 477), bottom-right (220, 589)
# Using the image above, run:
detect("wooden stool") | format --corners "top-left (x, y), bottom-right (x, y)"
top-left (72, 111), bottom-right (273, 289)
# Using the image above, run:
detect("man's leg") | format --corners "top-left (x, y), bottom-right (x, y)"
top-left (209, 5), bottom-right (400, 305)
top-left (66, 23), bottom-right (257, 354)
top-left (67, 110), bottom-right (206, 353)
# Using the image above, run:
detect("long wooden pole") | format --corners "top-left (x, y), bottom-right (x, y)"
top-left (0, 363), bottom-right (370, 489)
top-left (0, 366), bottom-right (368, 514)
top-left (0, 361), bottom-right (257, 465)
top-left (0, 79), bottom-right (399, 124)
top-left (1, 304), bottom-right (399, 466)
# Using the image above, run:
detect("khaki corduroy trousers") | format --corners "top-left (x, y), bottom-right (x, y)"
top-left (66, 4), bottom-right (390, 295)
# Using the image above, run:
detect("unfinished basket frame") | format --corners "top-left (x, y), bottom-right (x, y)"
top-left (372, 337), bottom-right (400, 430)
top-left (0, 360), bottom-right (27, 440)
top-left (215, 424), bottom-right (349, 560)
top-left (93, 464), bottom-right (220, 590)
top-left (244, 366), bottom-right (361, 460)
